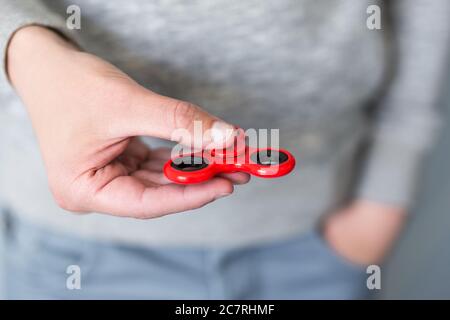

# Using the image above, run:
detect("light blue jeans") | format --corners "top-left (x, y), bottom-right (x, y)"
top-left (1, 211), bottom-right (369, 300)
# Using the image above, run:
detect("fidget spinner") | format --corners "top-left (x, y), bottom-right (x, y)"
top-left (164, 130), bottom-right (296, 184)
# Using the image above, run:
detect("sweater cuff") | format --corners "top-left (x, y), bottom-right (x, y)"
top-left (0, 1), bottom-right (75, 87)
top-left (355, 137), bottom-right (432, 209)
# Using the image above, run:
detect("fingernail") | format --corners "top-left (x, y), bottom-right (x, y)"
top-left (211, 121), bottom-right (235, 147)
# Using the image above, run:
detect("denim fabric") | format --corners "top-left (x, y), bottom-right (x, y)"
top-left (3, 214), bottom-right (369, 300)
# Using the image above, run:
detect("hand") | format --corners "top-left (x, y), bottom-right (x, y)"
top-left (7, 26), bottom-right (250, 219)
top-left (323, 200), bottom-right (406, 265)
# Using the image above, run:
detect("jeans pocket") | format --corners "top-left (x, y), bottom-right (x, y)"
top-left (309, 228), bottom-right (367, 275)
top-left (5, 214), bottom-right (100, 289)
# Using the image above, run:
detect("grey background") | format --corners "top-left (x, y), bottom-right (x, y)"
top-left (379, 81), bottom-right (450, 299)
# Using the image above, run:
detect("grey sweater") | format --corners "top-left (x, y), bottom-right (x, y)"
top-left (0, 0), bottom-right (448, 247)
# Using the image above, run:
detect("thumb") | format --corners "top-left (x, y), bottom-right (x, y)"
top-left (118, 87), bottom-right (237, 148)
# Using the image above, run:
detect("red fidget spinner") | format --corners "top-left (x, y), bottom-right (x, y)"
top-left (164, 130), bottom-right (296, 184)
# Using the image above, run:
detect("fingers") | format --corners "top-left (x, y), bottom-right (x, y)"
top-left (76, 146), bottom-right (249, 218)
top-left (139, 158), bottom-right (167, 172)
top-left (219, 172), bottom-right (251, 185)
top-left (138, 147), bottom-right (251, 185)
top-left (124, 138), bottom-right (151, 161)
top-left (120, 88), bottom-right (237, 149)
top-left (142, 177), bottom-right (234, 218)
top-left (92, 175), bottom-right (234, 218)
top-left (132, 169), bottom-right (170, 186)
top-left (148, 147), bottom-right (172, 160)
top-left (117, 138), bottom-right (151, 172)
top-left (134, 168), bottom-right (250, 187)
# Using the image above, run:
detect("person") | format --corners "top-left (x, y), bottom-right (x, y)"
top-left (0, 0), bottom-right (448, 299)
